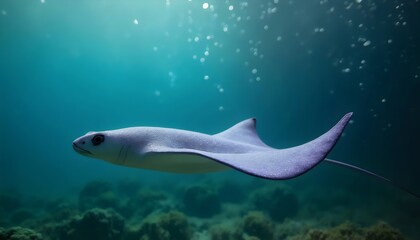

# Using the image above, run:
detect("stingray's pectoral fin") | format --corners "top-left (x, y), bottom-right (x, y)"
top-left (190, 113), bottom-right (353, 180)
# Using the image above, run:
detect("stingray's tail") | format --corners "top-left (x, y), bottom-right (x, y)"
top-left (324, 158), bottom-right (420, 199)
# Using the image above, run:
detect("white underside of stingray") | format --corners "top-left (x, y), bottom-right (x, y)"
top-left (72, 113), bottom-right (352, 180)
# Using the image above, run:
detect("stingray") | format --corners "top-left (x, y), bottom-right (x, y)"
top-left (72, 113), bottom-right (419, 198)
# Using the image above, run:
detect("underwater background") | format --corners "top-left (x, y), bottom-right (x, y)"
top-left (0, 0), bottom-right (419, 239)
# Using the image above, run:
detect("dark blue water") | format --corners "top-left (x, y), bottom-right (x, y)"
top-left (1, 0), bottom-right (419, 239)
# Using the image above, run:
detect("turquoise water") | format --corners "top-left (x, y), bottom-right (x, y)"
top-left (1, 0), bottom-right (419, 239)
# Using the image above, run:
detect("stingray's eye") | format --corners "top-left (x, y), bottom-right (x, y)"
top-left (92, 134), bottom-right (105, 146)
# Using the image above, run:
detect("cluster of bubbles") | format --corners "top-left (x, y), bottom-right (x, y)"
top-left (109, 1), bottom-right (289, 92)
top-left (127, 0), bottom-right (414, 118)
top-left (316, 0), bottom-right (416, 128)
top-left (129, 0), bottom-right (282, 110)
top-left (7, 0), bottom-right (414, 118)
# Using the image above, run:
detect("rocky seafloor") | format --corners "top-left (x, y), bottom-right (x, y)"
top-left (0, 177), bottom-right (418, 240)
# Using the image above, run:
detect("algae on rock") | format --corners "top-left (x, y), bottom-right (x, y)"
top-left (241, 211), bottom-right (274, 240)
top-left (289, 221), bottom-right (405, 240)
top-left (55, 208), bottom-right (124, 240)
top-left (134, 211), bottom-right (192, 240)
top-left (0, 227), bottom-right (43, 240)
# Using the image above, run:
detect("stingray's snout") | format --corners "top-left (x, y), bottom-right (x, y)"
top-left (72, 137), bottom-right (92, 155)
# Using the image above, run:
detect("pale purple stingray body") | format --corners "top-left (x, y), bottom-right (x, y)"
top-left (73, 113), bottom-right (352, 180)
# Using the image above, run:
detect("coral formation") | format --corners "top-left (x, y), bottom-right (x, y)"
top-left (365, 221), bottom-right (405, 240)
top-left (0, 227), bottom-right (43, 240)
top-left (134, 211), bottom-right (192, 240)
top-left (0, 179), bottom-right (411, 240)
top-left (209, 212), bottom-right (274, 240)
top-left (241, 211), bottom-right (274, 240)
top-left (210, 226), bottom-right (236, 240)
top-left (290, 221), bottom-right (405, 240)
top-left (78, 181), bottom-right (119, 211)
top-left (305, 222), bottom-right (363, 240)
top-left (43, 200), bottom-right (78, 222)
top-left (252, 185), bottom-right (298, 222)
top-left (183, 185), bottom-right (221, 218)
top-left (55, 208), bottom-right (124, 240)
